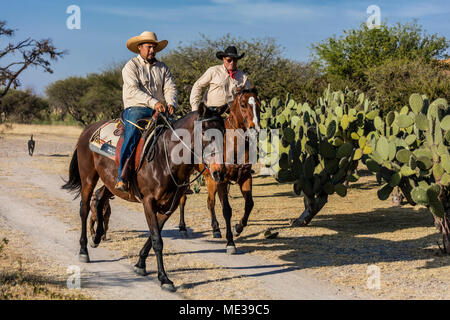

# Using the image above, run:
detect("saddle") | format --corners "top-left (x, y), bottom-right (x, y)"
top-left (89, 114), bottom-right (170, 186)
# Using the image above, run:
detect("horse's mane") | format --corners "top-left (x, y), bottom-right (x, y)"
top-left (172, 109), bottom-right (223, 130)
top-left (240, 87), bottom-right (258, 95)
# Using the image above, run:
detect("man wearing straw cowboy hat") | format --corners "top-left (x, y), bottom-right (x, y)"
top-left (116, 31), bottom-right (177, 191)
top-left (190, 46), bottom-right (251, 111)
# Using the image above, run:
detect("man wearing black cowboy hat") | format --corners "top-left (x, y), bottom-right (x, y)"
top-left (190, 46), bottom-right (251, 111)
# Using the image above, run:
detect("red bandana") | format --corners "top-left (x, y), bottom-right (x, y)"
top-left (228, 69), bottom-right (237, 79)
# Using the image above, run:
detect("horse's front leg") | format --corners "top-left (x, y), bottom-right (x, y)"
top-left (141, 198), bottom-right (175, 292)
top-left (205, 176), bottom-right (221, 238)
top-left (217, 183), bottom-right (236, 254)
top-left (233, 175), bottom-right (254, 237)
top-left (134, 212), bottom-right (169, 276)
top-left (178, 194), bottom-right (188, 237)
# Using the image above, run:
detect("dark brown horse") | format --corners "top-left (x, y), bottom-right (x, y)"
top-left (86, 89), bottom-right (261, 254)
top-left (62, 105), bottom-right (227, 292)
top-left (178, 88), bottom-right (261, 242)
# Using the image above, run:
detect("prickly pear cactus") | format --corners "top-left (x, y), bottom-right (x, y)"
top-left (261, 86), bottom-right (379, 227)
top-left (366, 94), bottom-right (450, 253)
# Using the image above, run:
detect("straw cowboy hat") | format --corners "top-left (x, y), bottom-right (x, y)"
top-left (216, 46), bottom-right (245, 60)
top-left (126, 31), bottom-right (168, 54)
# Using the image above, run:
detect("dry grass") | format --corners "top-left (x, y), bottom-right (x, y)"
top-left (0, 123), bottom-right (82, 138)
top-left (24, 154), bottom-right (71, 177)
top-left (0, 218), bottom-right (91, 300)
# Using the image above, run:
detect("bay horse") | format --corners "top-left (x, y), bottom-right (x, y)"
top-left (178, 88), bottom-right (261, 240)
top-left (62, 105), bottom-right (227, 292)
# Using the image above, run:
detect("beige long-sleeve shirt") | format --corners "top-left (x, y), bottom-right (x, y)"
top-left (122, 55), bottom-right (177, 109)
top-left (190, 64), bottom-right (251, 111)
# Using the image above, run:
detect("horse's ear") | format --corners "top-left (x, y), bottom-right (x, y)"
top-left (250, 85), bottom-right (258, 95)
top-left (217, 104), bottom-right (229, 116)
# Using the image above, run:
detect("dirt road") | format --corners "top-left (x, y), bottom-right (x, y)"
top-left (0, 130), bottom-right (354, 300)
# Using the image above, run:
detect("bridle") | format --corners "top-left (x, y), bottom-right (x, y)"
top-left (160, 112), bottom-right (223, 189)
top-left (226, 91), bottom-right (260, 140)
top-left (158, 112), bottom-right (224, 214)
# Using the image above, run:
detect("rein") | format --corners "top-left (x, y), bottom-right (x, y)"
top-left (159, 112), bottom-right (215, 176)
top-left (162, 131), bottom-right (208, 189)
top-left (225, 92), bottom-right (260, 185)
top-left (159, 113), bottom-right (219, 214)
top-left (226, 92), bottom-right (250, 140)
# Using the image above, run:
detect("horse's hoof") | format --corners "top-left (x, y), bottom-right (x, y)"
top-left (180, 230), bottom-right (188, 238)
top-left (226, 245), bottom-right (237, 255)
top-left (290, 218), bottom-right (307, 227)
top-left (134, 266), bottom-right (147, 276)
top-left (232, 225), bottom-right (242, 237)
top-left (89, 238), bottom-right (99, 248)
top-left (213, 231), bottom-right (222, 238)
top-left (161, 283), bottom-right (177, 292)
top-left (79, 254), bottom-right (90, 263)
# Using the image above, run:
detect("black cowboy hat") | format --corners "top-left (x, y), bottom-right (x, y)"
top-left (216, 46), bottom-right (245, 60)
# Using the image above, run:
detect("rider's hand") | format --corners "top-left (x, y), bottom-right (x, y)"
top-left (167, 105), bottom-right (175, 115)
top-left (154, 102), bottom-right (166, 113)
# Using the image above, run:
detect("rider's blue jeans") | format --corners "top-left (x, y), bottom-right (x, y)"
top-left (117, 106), bottom-right (154, 182)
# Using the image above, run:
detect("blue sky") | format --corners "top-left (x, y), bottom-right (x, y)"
top-left (1, 0), bottom-right (449, 95)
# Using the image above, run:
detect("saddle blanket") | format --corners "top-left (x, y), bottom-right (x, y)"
top-left (89, 120), bottom-right (122, 161)
top-left (89, 119), bottom-right (161, 171)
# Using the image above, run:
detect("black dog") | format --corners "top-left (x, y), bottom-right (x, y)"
top-left (28, 135), bottom-right (35, 156)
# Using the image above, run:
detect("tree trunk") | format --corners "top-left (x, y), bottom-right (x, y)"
top-left (392, 187), bottom-right (404, 206)
top-left (441, 214), bottom-right (450, 254)
top-left (290, 194), bottom-right (328, 227)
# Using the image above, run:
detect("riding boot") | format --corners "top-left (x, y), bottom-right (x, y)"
top-left (116, 156), bottom-right (133, 191)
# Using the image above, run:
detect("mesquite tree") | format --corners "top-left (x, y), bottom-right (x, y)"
top-left (0, 21), bottom-right (65, 106)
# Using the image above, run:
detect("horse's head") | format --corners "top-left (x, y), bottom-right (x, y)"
top-left (229, 87), bottom-right (261, 133)
top-left (196, 104), bottom-right (228, 182)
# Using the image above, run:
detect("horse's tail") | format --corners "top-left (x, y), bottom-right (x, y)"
top-left (62, 149), bottom-right (82, 199)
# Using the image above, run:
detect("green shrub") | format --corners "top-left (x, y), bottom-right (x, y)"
top-left (365, 58), bottom-right (450, 113)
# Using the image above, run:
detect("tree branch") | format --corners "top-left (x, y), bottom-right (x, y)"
top-left (0, 21), bottom-right (66, 99)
